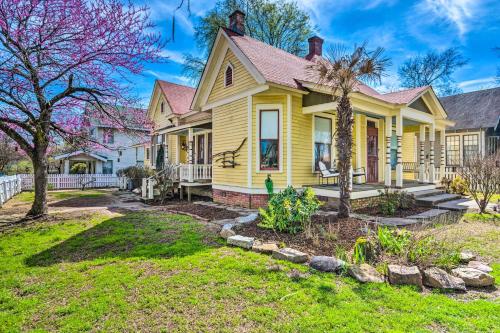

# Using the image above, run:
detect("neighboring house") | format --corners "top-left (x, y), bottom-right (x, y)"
top-left (54, 106), bottom-right (148, 175)
top-left (146, 10), bottom-right (455, 208)
top-left (440, 87), bottom-right (500, 167)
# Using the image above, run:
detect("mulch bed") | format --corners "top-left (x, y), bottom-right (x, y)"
top-left (160, 203), bottom-right (241, 221)
top-left (235, 215), bottom-right (376, 256)
top-left (355, 205), bottom-right (429, 218)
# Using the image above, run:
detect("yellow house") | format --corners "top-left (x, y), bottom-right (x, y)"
top-left (146, 10), bottom-right (454, 207)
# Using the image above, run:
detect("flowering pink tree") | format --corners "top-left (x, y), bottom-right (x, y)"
top-left (0, 0), bottom-right (162, 218)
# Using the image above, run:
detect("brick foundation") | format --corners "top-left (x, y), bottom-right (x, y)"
top-left (213, 189), bottom-right (269, 209)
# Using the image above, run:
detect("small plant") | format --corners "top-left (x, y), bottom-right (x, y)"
top-left (265, 174), bottom-right (273, 198)
top-left (441, 177), bottom-right (452, 193)
top-left (353, 237), bottom-right (375, 264)
top-left (377, 188), bottom-right (415, 216)
top-left (377, 227), bottom-right (411, 255)
top-left (258, 186), bottom-right (321, 235)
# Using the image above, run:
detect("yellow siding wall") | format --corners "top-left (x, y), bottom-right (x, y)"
top-left (291, 97), bottom-right (315, 186)
top-left (212, 98), bottom-right (248, 187)
top-left (208, 49), bottom-right (257, 104)
top-left (252, 94), bottom-right (287, 188)
top-left (151, 94), bottom-right (173, 131)
top-left (179, 136), bottom-right (188, 164)
top-left (167, 135), bottom-right (177, 163)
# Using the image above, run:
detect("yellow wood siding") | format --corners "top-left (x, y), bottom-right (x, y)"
top-left (212, 98), bottom-right (248, 187)
top-left (179, 136), bottom-right (188, 164)
top-left (151, 94), bottom-right (173, 131)
top-left (252, 94), bottom-right (287, 188)
top-left (291, 96), bottom-right (315, 186)
top-left (207, 50), bottom-right (257, 104)
top-left (167, 135), bottom-right (177, 163)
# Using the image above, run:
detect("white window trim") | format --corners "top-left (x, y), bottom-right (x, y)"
top-left (224, 62), bottom-right (234, 88)
top-left (256, 104), bottom-right (283, 173)
top-left (311, 112), bottom-right (335, 173)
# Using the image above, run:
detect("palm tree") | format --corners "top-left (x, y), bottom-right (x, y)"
top-left (308, 44), bottom-right (390, 218)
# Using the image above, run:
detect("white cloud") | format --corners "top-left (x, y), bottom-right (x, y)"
top-left (416, 0), bottom-right (480, 38)
top-left (160, 49), bottom-right (185, 64)
top-left (458, 76), bottom-right (497, 91)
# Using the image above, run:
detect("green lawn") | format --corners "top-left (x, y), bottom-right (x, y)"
top-left (1, 209), bottom-right (499, 332)
top-left (15, 190), bottom-right (107, 203)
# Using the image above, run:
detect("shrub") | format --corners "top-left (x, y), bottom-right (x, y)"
top-left (258, 186), bottom-right (321, 235)
top-left (449, 176), bottom-right (467, 195)
top-left (116, 165), bottom-right (155, 189)
top-left (70, 162), bottom-right (87, 174)
top-left (377, 188), bottom-right (415, 216)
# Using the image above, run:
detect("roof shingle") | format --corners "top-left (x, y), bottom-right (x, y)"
top-left (157, 80), bottom-right (196, 115)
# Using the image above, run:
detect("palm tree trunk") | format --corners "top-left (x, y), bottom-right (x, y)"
top-left (336, 92), bottom-right (354, 218)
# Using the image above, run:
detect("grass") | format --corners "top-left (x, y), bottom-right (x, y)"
top-left (0, 208), bottom-right (499, 332)
top-left (16, 190), bottom-right (106, 203)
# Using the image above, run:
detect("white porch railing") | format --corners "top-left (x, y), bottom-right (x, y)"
top-left (19, 174), bottom-right (118, 191)
top-left (435, 166), bottom-right (459, 182)
top-left (0, 175), bottom-right (22, 206)
top-left (141, 164), bottom-right (212, 200)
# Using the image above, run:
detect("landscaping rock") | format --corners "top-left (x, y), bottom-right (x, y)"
top-left (459, 251), bottom-right (476, 263)
top-left (388, 265), bottom-right (422, 289)
top-left (272, 248), bottom-right (308, 263)
top-left (220, 224), bottom-right (235, 239)
top-left (267, 264), bottom-right (285, 272)
top-left (348, 264), bottom-right (384, 283)
top-left (451, 267), bottom-right (494, 287)
top-left (467, 261), bottom-right (493, 273)
top-left (252, 241), bottom-right (279, 254)
top-left (423, 267), bottom-right (466, 291)
top-left (309, 256), bottom-right (345, 272)
top-left (236, 213), bottom-right (258, 224)
top-left (227, 235), bottom-right (254, 249)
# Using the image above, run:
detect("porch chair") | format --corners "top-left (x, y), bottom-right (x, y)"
top-left (352, 167), bottom-right (367, 184)
top-left (318, 161), bottom-right (339, 185)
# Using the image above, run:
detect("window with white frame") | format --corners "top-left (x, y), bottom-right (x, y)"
top-left (446, 135), bottom-right (460, 166)
top-left (103, 160), bottom-right (113, 174)
top-left (314, 116), bottom-right (332, 171)
top-left (463, 134), bottom-right (479, 163)
top-left (259, 110), bottom-right (279, 170)
top-left (224, 63), bottom-right (233, 87)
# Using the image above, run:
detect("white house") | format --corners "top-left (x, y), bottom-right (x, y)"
top-left (53, 106), bottom-right (149, 175)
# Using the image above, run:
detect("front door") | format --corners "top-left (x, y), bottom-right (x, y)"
top-left (367, 124), bottom-right (378, 183)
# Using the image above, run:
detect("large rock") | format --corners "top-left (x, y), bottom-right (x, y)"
top-left (227, 235), bottom-right (254, 249)
top-left (272, 248), bottom-right (308, 263)
top-left (348, 264), bottom-right (385, 283)
top-left (451, 267), bottom-right (495, 287)
top-left (467, 261), bottom-right (493, 273)
top-left (236, 213), bottom-right (258, 224)
top-left (423, 267), bottom-right (466, 291)
top-left (220, 224), bottom-right (236, 239)
top-left (459, 251), bottom-right (476, 263)
top-left (388, 265), bottom-right (422, 288)
top-left (252, 241), bottom-right (279, 254)
top-left (309, 256), bottom-right (345, 272)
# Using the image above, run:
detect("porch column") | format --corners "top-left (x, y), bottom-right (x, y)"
top-left (440, 129), bottom-right (446, 181)
top-left (384, 116), bottom-right (392, 187)
top-left (355, 113), bottom-right (362, 184)
top-left (175, 135), bottom-right (180, 164)
top-left (419, 125), bottom-right (426, 183)
top-left (395, 114), bottom-right (403, 188)
top-left (164, 134), bottom-right (169, 164)
top-left (188, 128), bottom-right (194, 182)
top-left (64, 159), bottom-right (70, 174)
top-left (428, 123), bottom-right (435, 184)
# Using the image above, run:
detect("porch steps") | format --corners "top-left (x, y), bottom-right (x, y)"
top-left (434, 198), bottom-right (470, 212)
top-left (412, 189), bottom-right (445, 199)
top-left (406, 209), bottom-right (450, 220)
top-left (416, 193), bottom-right (462, 207)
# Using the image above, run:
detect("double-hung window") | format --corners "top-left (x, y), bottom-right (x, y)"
top-left (463, 134), bottom-right (479, 163)
top-left (259, 110), bottom-right (279, 170)
top-left (314, 116), bottom-right (332, 171)
top-left (446, 135), bottom-right (460, 166)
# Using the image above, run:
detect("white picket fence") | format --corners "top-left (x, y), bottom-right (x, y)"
top-left (19, 174), bottom-right (118, 191)
top-left (0, 175), bottom-right (23, 206)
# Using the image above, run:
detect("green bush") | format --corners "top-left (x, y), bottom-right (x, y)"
top-left (377, 188), bottom-right (415, 216)
top-left (70, 162), bottom-right (87, 174)
top-left (116, 166), bottom-right (155, 189)
top-left (450, 176), bottom-right (467, 195)
top-left (258, 186), bottom-right (321, 234)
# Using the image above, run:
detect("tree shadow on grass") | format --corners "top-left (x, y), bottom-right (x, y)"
top-left (48, 196), bottom-right (114, 208)
top-left (25, 211), bottom-right (221, 267)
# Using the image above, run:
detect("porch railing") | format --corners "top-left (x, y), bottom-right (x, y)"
top-left (434, 166), bottom-right (459, 181)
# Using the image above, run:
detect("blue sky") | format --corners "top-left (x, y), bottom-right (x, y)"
top-left (133, 0), bottom-right (500, 105)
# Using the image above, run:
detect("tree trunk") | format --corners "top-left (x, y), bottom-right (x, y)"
top-left (26, 147), bottom-right (48, 218)
top-left (336, 93), bottom-right (354, 218)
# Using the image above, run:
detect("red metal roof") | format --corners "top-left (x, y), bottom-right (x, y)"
top-left (157, 80), bottom-right (196, 115)
top-left (224, 28), bottom-right (428, 105)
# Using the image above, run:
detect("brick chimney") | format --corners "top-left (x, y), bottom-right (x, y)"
top-left (229, 10), bottom-right (245, 35)
top-left (305, 36), bottom-right (324, 61)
